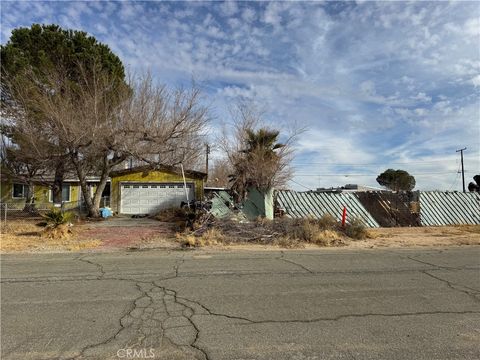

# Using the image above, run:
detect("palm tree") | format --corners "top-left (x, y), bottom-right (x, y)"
top-left (230, 128), bottom-right (284, 200)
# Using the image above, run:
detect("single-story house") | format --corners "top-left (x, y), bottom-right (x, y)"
top-left (1, 164), bottom-right (206, 215)
top-left (0, 176), bottom-right (93, 210)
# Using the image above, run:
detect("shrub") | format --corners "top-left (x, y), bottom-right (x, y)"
top-left (42, 208), bottom-right (74, 228)
top-left (344, 217), bottom-right (368, 240)
top-left (274, 236), bottom-right (305, 248)
top-left (317, 214), bottom-right (338, 230)
top-left (201, 228), bottom-right (225, 245)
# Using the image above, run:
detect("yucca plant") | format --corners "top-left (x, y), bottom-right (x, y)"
top-left (42, 208), bottom-right (74, 228)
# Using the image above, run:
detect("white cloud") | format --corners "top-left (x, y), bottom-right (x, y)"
top-left (471, 74), bottom-right (480, 87)
top-left (241, 7), bottom-right (256, 23)
top-left (1, 0), bottom-right (478, 191)
top-left (219, 1), bottom-right (238, 17)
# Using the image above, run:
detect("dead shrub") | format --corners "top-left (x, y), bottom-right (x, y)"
top-left (42, 224), bottom-right (73, 240)
top-left (344, 218), bottom-right (368, 240)
top-left (176, 227), bottom-right (225, 248)
top-left (155, 208), bottom-right (188, 222)
top-left (201, 228), bottom-right (224, 245)
top-left (273, 236), bottom-right (305, 249)
top-left (317, 214), bottom-right (338, 230)
top-left (312, 230), bottom-right (343, 246)
top-left (272, 217), bottom-right (345, 247)
top-left (294, 218), bottom-right (318, 242)
top-left (175, 213), bottom-right (349, 248)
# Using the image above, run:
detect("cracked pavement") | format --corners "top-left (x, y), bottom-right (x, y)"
top-left (1, 247), bottom-right (479, 359)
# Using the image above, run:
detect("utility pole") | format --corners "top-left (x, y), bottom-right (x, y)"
top-left (205, 143), bottom-right (210, 176)
top-left (456, 147), bottom-right (467, 193)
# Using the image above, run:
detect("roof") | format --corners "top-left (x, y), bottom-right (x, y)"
top-left (109, 164), bottom-right (207, 180)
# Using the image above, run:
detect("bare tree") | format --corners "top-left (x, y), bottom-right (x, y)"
top-left (0, 136), bottom-right (49, 211)
top-left (219, 102), bottom-right (298, 201)
top-left (206, 157), bottom-right (232, 188)
top-left (6, 64), bottom-right (209, 217)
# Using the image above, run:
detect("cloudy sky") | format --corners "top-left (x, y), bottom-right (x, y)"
top-left (2, 1), bottom-right (479, 191)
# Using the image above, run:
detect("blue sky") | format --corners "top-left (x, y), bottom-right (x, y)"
top-left (2, 1), bottom-right (479, 191)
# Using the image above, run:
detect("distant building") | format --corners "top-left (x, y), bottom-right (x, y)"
top-left (316, 184), bottom-right (387, 193)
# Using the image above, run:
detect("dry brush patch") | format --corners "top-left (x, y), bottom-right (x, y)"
top-left (174, 214), bottom-right (366, 249)
top-left (0, 220), bottom-right (101, 252)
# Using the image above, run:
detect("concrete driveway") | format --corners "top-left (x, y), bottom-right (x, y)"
top-left (1, 247), bottom-right (479, 359)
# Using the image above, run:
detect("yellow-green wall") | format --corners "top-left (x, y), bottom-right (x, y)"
top-left (111, 170), bottom-right (204, 213)
top-left (0, 181), bottom-right (81, 209)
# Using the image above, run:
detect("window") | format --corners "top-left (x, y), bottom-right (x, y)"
top-left (133, 185), bottom-right (139, 188)
top-left (49, 184), bottom-right (71, 202)
top-left (142, 185), bottom-right (148, 188)
top-left (12, 184), bottom-right (26, 198)
top-left (124, 185), bottom-right (130, 189)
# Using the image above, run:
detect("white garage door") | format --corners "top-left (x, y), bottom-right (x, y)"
top-left (120, 183), bottom-right (195, 214)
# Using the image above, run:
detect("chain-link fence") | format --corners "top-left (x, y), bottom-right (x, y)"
top-left (0, 197), bottom-right (111, 229)
top-left (0, 201), bottom-right (85, 227)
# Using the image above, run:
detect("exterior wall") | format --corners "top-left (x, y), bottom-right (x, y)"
top-left (111, 170), bottom-right (204, 213)
top-left (0, 181), bottom-right (81, 209)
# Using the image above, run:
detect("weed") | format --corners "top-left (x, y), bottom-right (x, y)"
top-left (344, 217), bottom-right (368, 240)
top-left (317, 214), bottom-right (338, 230)
top-left (274, 236), bottom-right (305, 248)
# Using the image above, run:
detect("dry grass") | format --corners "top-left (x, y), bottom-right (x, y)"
top-left (455, 224), bottom-right (480, 234)
top-left (154, 208), bottom-right (187, 222)
top-left (344, 218), bottom-right (369, 240)
top-left (177, 214), bottom-right (350, 248)
top-left (0, 220), bottom-right (102, 253)
top-left (176, 227), bottom-right (225, 247)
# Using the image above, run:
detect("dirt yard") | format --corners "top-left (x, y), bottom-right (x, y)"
top-left (355, 225), bottom-right (480, 248)
top-left (0, 218), bottom-right (479, 253)
top-left (0, 220), bottom-right (102, 252)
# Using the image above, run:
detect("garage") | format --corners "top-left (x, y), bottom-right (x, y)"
top-left (110, 165), bottom-right (206, 215)
top-left (120, 182), bottom-right (195, 214)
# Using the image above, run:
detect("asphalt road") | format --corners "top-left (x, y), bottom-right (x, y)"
top-left (1, 247), bottom-right (479, 360)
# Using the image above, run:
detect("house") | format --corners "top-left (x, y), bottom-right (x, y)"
top-left (109, 165), bottom-right (206, 214)
top-left (1, 164), bottom-right (206, 215)
top-left (0, 175), bottom-right (88, 210)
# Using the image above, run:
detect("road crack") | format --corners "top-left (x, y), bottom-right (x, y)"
top-left (421, 270), bottom-right (480, 302)
top-left (278, 251), bottom-right (314, 274)
top-left (76, 255), bottom-right (106, 279)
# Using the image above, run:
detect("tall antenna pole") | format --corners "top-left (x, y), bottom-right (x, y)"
top-left (456, 147), bottom-right (467, 193)
top-left (205, 143), bottom-right (210, 176)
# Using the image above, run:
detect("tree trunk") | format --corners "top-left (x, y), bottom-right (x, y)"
top-left (71, 155), bottom-right (97, 217)
top-left (22, 183), bottom-right (37, 213)
top-left (53, 161), bottom-right (65, 204)
top-left (72, 154), bottom-right (111, 218)
top-left (89, 172), bottom-right (109, 218)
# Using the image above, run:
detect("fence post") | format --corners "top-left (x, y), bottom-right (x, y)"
top-left (341, 206), bottom-right (347, 227)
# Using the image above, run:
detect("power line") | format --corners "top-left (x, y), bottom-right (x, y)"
top-left (292, 160), bottom-right (454, 166)
top-left (289, 179), bottom-right (313, 191)
top-left (294, 171), bottom-right (463, 177)
top-left (447, 162), bottom-right (461, 192)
